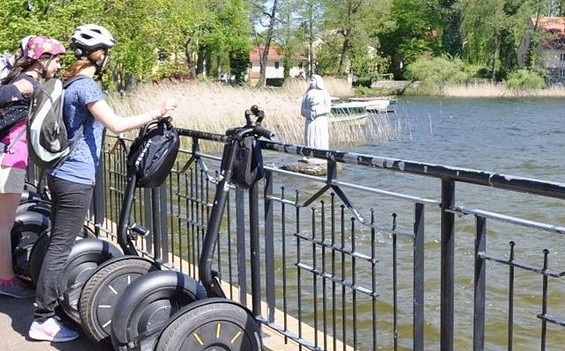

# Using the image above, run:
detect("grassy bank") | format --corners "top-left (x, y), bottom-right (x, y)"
top-left (109, 78), bottom-right (398, 148)
top-left (442, 81), bottom-right (565, 97)
top-left (405, 82), bottom-right (565, 98)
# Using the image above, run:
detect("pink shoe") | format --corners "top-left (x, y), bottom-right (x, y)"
top-left (0, 277), bottom-right (35, 298)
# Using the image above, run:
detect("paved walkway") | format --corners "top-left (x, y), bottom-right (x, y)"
top-left (0, 295), bottom-right (112, 351)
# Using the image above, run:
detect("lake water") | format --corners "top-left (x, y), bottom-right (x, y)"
top-left (365, 96), bottom-right (565, 182)
top-left (183, 96), bottom-right (565, 350)
top-left (273, 96), bottom-right (565, 350)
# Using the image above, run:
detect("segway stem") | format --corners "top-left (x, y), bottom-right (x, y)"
top-left (199, 130), bottom-right (246, 298)
top-left (117, 172), bottom-right (140, 256)
top-left (199, 116), bottom-right (273, 297)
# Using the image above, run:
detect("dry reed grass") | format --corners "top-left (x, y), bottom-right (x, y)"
top-left (444, 81), bottom-right (565, 97)
top-left (109, 78), bottom-right (397, 149)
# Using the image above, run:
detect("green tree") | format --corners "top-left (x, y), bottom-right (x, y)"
top-left (439, 0), bottom-right (463, 56)
top-left (250, 0), bottom-right (281, 86)
top-left (274, 0), bottom-right (309, 79)
top-left (379, 0), bottom-right (440, 79)
top-left (461, 0), bottom-right (548, 81)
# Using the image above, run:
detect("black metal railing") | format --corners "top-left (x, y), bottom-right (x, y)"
top-left (41, 128), bottom-right (565, 351)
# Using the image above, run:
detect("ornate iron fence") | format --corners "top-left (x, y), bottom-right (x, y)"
top-left (63, 128), bottom-right (565, 351)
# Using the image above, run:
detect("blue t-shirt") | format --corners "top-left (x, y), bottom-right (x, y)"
top-left (50, 77), bottom-right (105, 185)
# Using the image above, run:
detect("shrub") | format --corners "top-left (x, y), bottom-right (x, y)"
top-left (405, 55), bottom-right (468, 95)
top-left (353, 76), bottom-right (372, 88)
top-left (504, 69), bottom-right (546, 90)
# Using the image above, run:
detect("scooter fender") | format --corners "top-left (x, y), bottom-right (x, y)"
top-left (111, 270), bottom-right (206, 344)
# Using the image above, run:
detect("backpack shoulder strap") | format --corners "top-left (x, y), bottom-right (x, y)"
top-left (1, 125), bottom-right (25, 154)
top-left (49, 76), bottom-right (91, 169)
top-left (63, 74), bottom-right (89, 89)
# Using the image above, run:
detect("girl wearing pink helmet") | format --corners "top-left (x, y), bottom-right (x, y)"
top-left (0, 36), bottom-right (66, 300)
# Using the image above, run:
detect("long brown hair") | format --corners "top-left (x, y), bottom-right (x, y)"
top-left (62, 49), bottom-right (106, 82)
top-left (0, 58), bottom-right (36, 85)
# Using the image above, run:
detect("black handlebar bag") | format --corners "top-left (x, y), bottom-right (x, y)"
top-left (222, 135), bottom-right (265, 190)
top-left (126, 118), bottom-right (180, 188)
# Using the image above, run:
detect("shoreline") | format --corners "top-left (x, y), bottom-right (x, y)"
top-left (379, 80), bottom-right (565, 98)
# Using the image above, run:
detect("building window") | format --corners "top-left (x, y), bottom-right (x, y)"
top-left (561, 53), bottom-right (565, 61)
top-left (274, 61), bottom-right (280, 69)
top-left (560, 68), bottom-right (565, 78)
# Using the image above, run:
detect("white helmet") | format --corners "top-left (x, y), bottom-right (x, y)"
top-left (69, 24), bottom-right (115, 56)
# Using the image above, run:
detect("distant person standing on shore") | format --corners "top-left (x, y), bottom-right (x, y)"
top-left (300, 74), bottom-right (331, 158)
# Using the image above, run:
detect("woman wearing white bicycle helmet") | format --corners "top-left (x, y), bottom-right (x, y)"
top-left (29, 24), bottom-right (177, 343)
top-left (0, 36), bottom-right (65, 301)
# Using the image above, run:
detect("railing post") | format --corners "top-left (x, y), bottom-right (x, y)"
top-left (441, 179), bottom-right (455, 351)
top-left (414, 203), bottom-right (425, 351)
top-left (92, 155), bottom-right (105, 236)
top-left (264, 170), bottom-right (276, 322)
top-left (249, 181), bottom-right (262, 317)
top-left (473, 216), bottom-right (486, 351)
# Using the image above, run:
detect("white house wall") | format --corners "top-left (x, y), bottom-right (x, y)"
top-left (249, 60), bottom-right (306, 79)
top-left (250, 60), bottom-right (284, 79)
top-left (543, 49), bottom-right (565, 69)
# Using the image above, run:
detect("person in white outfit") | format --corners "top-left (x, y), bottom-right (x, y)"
top-left (300, 74), bottom-right (331, 162)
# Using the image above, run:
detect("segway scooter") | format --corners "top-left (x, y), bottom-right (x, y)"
top-left (51, 118), bottom-right (183, 326)
top-left (11, 180), bottom-right (52, 282)
top-left (110, 105), bottom-right (272, 351)
top-left (77, 117), bottom-right (185, 343)
top-left (11, 198), bottom-right (51, 284)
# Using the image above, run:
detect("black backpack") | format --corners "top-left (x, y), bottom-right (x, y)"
top-left (27, 76), bottom-right (87, 168)
top-left (126, 117), bottom-right (180, 188)
top-left (0, 75), bottom-right (36, 141)
top-left (221, 135), bottom-right (265, 190)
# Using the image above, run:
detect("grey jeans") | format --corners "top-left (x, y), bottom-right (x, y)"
top-left (33, 175), bottom-right (93, 322)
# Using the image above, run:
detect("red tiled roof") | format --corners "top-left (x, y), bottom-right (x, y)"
top-left (250, 46), bottom-right (283, 61)
top-left (532, 17), bottom-right (565, 34)
top-left (531, 17), bottom-right (565, 49)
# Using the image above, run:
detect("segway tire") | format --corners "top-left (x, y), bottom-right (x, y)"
top-left (79, 257), bottom-right (159, 343)
top-left (28, 226), bottom-right (98, 284)
top-left (57, 238), bottom-right (123, 324)
top-left (155, 298), bottom-right (262, 351)
top-left (11, 207), bottom-right (51, 283)
top-left (110, 270), bottom-right (207, 351)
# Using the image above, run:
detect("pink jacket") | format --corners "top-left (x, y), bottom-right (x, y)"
top-left (1, 120), bottom-right (28, 169)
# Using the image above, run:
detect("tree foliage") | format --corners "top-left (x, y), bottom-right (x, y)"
top-left (0, 0), bottom-right (250, 89)
top-left (0, 0), bottom-right (562, 88)
top-left (405, 54), bottom-right (468, 94)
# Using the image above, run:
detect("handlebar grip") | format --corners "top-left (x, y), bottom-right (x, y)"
top-left (129, 223), bottom-right (150, 237)
top-left (253, 126), bottom-right (275, 140)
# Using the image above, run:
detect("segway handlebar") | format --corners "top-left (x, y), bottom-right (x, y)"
top-left (252, 125), bottom-right (275, 140)
top-left (129, 222), bottom-right (150, 237)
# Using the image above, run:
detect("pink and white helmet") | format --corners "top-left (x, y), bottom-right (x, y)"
top-left (20, 35), bottom-right (36, 51)
top-left (25, 36), bottom-right (66, 60)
